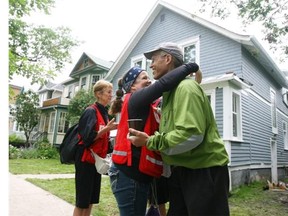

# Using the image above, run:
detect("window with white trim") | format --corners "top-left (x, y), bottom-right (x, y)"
top-left (91, 75), bottom-right (100, 86)
top-left (270, 88), bottom-right (278, 134)
top-left (179, 37), bottom-right (200, 64)
top-left (84, 58), bottom-right (89, 68)
top-left (204, 89), bottom-right (215, 115)
top-left (67, 85), bottom-right (73, 98)
top-left (58, 112), bottom-right (69, 133)
top-left (283, 121), bottom-right (288, 150)
top-left (80, 77), bottom-right (87, 89)
top-left (282, 88), bottom-right (288, 107)
top-left (39, 114), bottom-right (45, 132)
top-left (49, 112), bottom-right (55, 133)
top-left (131, 55), bottom-right (153, 80)
top-left (232, 92), bottom-right (240, 137)
top-left (223, 87), bottom-right (243, 141)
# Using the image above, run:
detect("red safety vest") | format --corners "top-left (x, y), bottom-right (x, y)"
top-left (79, 104), bottom-right (110, 164)
top-left (112, 94), bottom-right (163, 177)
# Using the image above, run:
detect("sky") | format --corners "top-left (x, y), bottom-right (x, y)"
top-left (8, 0), bottom-right (287, 91)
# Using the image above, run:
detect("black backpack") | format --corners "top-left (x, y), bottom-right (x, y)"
top-left (59, 123), bottom-right (80, 164)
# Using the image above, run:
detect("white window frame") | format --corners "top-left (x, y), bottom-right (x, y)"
top-left (131, 55), bottom-right (153, 80)
top-left (282, 88), bottom-right (288, 107)
top-left (58, 112), bottom-right (68, 134)
top-left (178, 36), bottom-right (200, 65)
top-left (283, 121), bottom-right (288, 150)
top-left (67, 85), bottom-right (73, 98)
top-left (91, 75), bottom-right (100, 86)
top-left (39, 114), bottom-right (46, 132)
top-left (270, 88), bottom-right (278, 134)
top-left (80, 76), bottom-right (87, 90)
top-left (84, 57), bottom-right (89, 68)
top-left (204, 89), bottom-right (216, 116)
top-left (223, 86), bottom-right (243, 142)
top-left (49, 112), bottom-right (56, 133)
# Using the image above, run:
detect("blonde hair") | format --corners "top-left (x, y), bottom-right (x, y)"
top-left (93, 79), bottom-right (113, 96)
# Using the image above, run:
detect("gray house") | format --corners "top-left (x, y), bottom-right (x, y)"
top-left (104, 0), bottom-right (288, 188)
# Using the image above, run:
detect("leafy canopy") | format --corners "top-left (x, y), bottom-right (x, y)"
top-left (66, 89), bottom-right (96, 125)
top-left (10, 90), bottom-right (41, 147)
top-left (9, 0), bottom-right (81, 84)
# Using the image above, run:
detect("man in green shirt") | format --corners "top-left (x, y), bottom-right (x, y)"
top-left (129, 42), bottom-right (230, 216)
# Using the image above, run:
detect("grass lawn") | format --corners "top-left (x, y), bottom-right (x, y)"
top-left (9, 159), bottom-right (288, 216)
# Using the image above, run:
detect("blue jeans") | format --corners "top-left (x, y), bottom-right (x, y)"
top-left (108, 163), bottom-right (150, 216)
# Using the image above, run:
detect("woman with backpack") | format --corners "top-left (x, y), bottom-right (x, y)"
top-left (73, 79), bottom-right (118, 216)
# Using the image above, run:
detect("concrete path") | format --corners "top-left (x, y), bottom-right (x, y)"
top-left (9, 173), bottom-right (75, 216)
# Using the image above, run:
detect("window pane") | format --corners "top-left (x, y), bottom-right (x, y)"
top-left (232, 93), bottom-right (239, 137)
top-left (184, 44), bottom-right (196, 63)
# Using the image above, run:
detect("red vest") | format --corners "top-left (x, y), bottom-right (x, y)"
top-left (112, 94), bottom-right (163, 177)
top-left (79, 104), bottom-right (110, 164)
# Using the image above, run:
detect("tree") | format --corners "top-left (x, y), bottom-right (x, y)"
top-left (10, 90), bottom-right (41, 147)
top-left (199, 0), bottom-right (288, 62)
top-left (9, 0), bottom-right (81, 85)
top-left (66, 89), bottom-right (95, 125)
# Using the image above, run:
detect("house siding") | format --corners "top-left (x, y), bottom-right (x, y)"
top-left (112, 8), bottom-right (243, 89)
top-left (109, 5), bottom-right (288, 187)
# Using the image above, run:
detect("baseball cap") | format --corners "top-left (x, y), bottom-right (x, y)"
top-left (144, 42), bottom-right (184, 64)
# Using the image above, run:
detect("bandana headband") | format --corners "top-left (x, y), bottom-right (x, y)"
top-left (122, 67), bottom-right (144, 92)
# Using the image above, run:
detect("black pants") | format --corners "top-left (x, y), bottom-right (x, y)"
top-left (167, 165), bottom-right (230, 216)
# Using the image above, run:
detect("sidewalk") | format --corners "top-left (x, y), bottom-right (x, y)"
top-left (9, 173), bottom-right (75, 216)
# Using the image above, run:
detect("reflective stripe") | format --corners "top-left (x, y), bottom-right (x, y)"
top-left (163, 134), bottom-right (204, 155)
top-left (146, 155), bottom-right (163, 166)
top-left (113, 150), bottom-right (127, 156)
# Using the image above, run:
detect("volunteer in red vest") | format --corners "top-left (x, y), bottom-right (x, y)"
top-left (73, 79), bottom-right (118, 216)
top-left (108, 62), bottom-right (200, 216)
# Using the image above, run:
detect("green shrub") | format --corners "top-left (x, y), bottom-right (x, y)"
top-left (9, 145), bottom-right (21, 159)
top-left (35, 141), bottom-right (59, 159)
top-left (9, 134), bottom-right (26, 148)
top-left (9, 139), bottom-right (59, 160)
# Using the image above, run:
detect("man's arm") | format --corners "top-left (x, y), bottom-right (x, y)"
top-left (130, 63), bottom-right (199, 108)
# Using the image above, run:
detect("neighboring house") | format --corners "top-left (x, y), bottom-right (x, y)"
top-left (104, 0), bottom-right (288, 188)
top-left (9, 84), bottom-right (25, 139)
top-left (37, 52), bottom-right (113, 147)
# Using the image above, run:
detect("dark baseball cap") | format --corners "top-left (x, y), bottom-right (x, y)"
top-left (144, 42), bottom-right (184, 64)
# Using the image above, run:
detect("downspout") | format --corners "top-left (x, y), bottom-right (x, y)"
top-left (52, 106), bottom-right (58, 147)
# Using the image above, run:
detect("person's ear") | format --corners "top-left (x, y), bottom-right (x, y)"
top-left (166, 54), bottom-right (173, 64)
top-left (95, 91), bottom-right (101, 98)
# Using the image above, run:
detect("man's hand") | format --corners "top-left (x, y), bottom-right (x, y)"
top-left (128, 129), bottom-right (149, 147)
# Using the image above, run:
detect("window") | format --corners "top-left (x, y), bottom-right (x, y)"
top-left (67, 85), bottom-right (73, 98)
top-left (179, 37), bottom-right (200, 64)
top-left (58, 112), bottom-right (69, 133)
top-left (184, 44), bottom-right (196, 63)
top-left (39, 115), bottom-right (45, 132)
top-left (49, 112), bottom-right (56, 133)
top-left (223, 87), bottom-right (243, 141)
top-left (283, 121), bottom-right (288, 150)
top-left (270, 88), bottom-right (278, 134)
top-left (131, 55), bottom-right (153, 80)
top-left (80, 77), bottom-right (87, 89)
top-left (91, 75), bottom-right (100, 86)
top-left (232, 92), bottom-right (240, 137)
top-left (84, 58), bottom-right (89, 68)
top-left (204, 89), bottom-right (215, 115)
top-left (282, 88), bottom-right (288, 107)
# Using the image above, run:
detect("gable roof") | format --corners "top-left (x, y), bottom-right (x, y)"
top-left (38, 81), bottom-right (64, 93)
top-left (70, 52), bottom-right (113, 78)
top-left (104, 0), bottom-right (288, 88)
